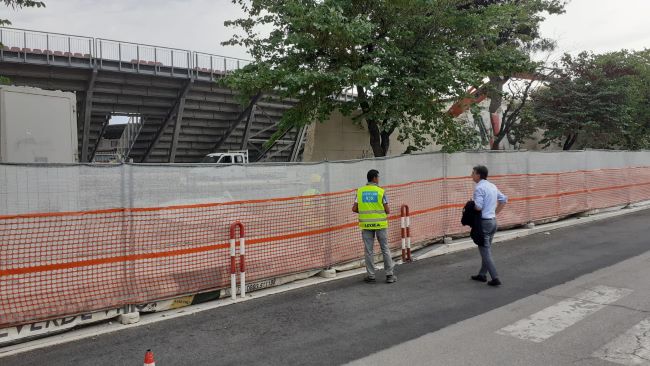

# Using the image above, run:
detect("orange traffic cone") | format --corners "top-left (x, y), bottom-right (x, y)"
top-left (144, 349), bottom-right (155, 366)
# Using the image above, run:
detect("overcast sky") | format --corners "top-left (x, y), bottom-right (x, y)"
top-left (2, 0), bottom-right (649, 61)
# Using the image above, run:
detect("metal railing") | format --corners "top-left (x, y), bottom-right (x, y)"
top-left (0, 27), bottom-right (94, 62)
top-left (0, 27), bottom-right (356, 100)
top-left (0, 27), bottom-right (250, 76)
top-left (115, 116), bottom-right (143, 162)
top-left (194, 51), bottom-right (251, 74)
top-left (92, 116), bottom-right (143, 163)
top-left (96, 38), bottom-right (191, 71)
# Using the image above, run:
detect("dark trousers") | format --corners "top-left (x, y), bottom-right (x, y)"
top-left (478, 218), bottom-right (499, 279)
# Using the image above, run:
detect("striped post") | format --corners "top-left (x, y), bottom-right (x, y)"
top-left (240, 234), bottom-right (246, 298)
top-left (400, 205), bottom-right (412, 262)
top-left (229, 222), bottom-right (245, 300)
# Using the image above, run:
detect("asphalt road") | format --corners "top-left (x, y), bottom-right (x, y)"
top-left (348, 238), bottom-right (650, 365)
top-left (2, 210), bottom-right (650, 366)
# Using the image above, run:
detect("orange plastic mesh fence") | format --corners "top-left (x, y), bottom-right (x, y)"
top-left (2, 165), bottom-right (650, 327)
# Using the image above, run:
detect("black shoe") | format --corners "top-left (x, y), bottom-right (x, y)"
top-left (363, 276), bottom-right (376, 283)
top-left (487, 278), bottom-right (502, 287)
top-left (385, 275), bottom-right (396, 284)
top-left (471, 275), bottom-right (487, 282)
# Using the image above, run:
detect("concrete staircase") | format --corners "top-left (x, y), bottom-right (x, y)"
top-left (0, 27), bottom-right (304, 163)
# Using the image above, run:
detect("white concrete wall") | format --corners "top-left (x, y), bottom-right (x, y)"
top-left (0, 86), bottom-right (78, 163)
top-left (301, 111), bottom-right (440, 162)
top-left (301, 99), bottom-right (559, 162)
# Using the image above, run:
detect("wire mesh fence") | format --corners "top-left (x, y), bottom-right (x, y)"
top-left (1, 150), bottom-right (650, 327)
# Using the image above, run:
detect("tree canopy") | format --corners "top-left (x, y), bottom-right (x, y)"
top-left (530, 50), bottom-right (650, 150)
top-left (223, 0), bottom-right (566, 156)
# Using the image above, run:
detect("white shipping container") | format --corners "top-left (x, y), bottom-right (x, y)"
top-left (0, 85), bottom-right (78, 163)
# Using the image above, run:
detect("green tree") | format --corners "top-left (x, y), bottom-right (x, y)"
top-left (532, 51), bottom-right (644, 150)
top-left (621, 49), bottom-right (650, 149)
top-left (223, 0), bottom-right (564, 157)
top-left (469, 78), bottom-right (540, 150)
top-left (492, 70), bottom-right (555, 149)
top-left (468, 0), bottom-right (565, 149)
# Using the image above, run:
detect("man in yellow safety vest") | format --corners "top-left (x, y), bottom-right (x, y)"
top-left (352, 169), bottom-right (396, 284)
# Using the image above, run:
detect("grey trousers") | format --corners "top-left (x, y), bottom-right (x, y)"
top-left (362, 229), bottom-right (395, 278)
top-left (478, 218), bottom-right (499, 279)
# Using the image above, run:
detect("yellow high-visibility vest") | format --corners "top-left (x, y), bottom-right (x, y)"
top-left (357, 184), bottom-right (388, 230)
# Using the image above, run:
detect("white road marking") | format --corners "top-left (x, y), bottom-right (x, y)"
top-left (593, 317), bottom-right (650, 365)
top-left (496, 285), bottom-right (633, 343)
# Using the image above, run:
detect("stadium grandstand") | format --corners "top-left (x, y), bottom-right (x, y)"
top-left (0, 27), bottom-right (307, 163)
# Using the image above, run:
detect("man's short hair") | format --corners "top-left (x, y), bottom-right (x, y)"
top-left (473, 165), bottom-right (488, 180)
top-left (367, 169), bottom-right (379, 182)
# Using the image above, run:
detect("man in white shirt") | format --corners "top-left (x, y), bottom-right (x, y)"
top-left (470, 165), bottom-right (507, 287)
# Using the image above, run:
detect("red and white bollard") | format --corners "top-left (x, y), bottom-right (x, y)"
top-left (230, 221), bottom-right (246, 300)
top-left (143, 349), bottom-right (155, 366)
top-left (401, 205), bottom-right (412, 262)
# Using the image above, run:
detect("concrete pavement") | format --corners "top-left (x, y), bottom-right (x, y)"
top-left (347, 247), bottom-right (650, 366)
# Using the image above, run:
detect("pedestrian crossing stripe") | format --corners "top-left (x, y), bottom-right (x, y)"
top-left (593, 317), bottom-right (650, 366)
top-left (496, 285), bottom-right (633, 343)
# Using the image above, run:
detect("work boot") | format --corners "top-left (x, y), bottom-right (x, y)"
top-left (487, 278), bottom-right (502, 287)
top-left (471, 275), bottom-right (487, 282)
top-left (385, 275), bottom-right (396, 284)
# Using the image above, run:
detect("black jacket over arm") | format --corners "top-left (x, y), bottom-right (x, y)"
top-left (461, 200), bottom-right (485, 246)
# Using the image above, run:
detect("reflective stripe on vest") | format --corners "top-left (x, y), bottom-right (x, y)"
top-left (357, 184), bottom-right (388, 230)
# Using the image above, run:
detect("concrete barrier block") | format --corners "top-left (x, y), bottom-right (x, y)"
top-left (319, 269), bottom-right (336, 278)
top-left (118, 312), bottom-right (140, 325)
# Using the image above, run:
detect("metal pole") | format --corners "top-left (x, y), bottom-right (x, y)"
top-left (24, 31), bottom-right (27, 62)
top-left (154, 48), bottom-right (157, 74)
top-left (67, 36), bottom-right (71, 64)
top-left (230, 234), bottom-right (237, 300)
top-left (229, 222), bottom-right (246, 300)
top-left (210, 55), bottom-right (213, 74)
top-left (118, 42), bottom-right (122, 71)
top-left (171, 49), bottom-right (174, 74)
top-left (223, 58), bottom-right (227, 73)
top-left (45, 33), bottom-right (49, 64)
top-left (136, 45), bottom-right (140, 72)
top-left (240, 235), bottom-right (246, 298)
top-left (129, 117), bottom-right (134, 160)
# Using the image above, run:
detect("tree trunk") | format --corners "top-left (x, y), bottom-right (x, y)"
top-left (563, 134), bottom-right (578, 150)
top-left (490, 116), bottom-right (501, 150)
top-left (380, 129), bottom-right (392, 156)
top-left (357, 85), bottom-right (394, 157)
top-left (493, 133), bottom-right (504, 149)
top-left (487, 77), bottom-right (507, 150)
top-left (367, 119), bottom-right (386, 157)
